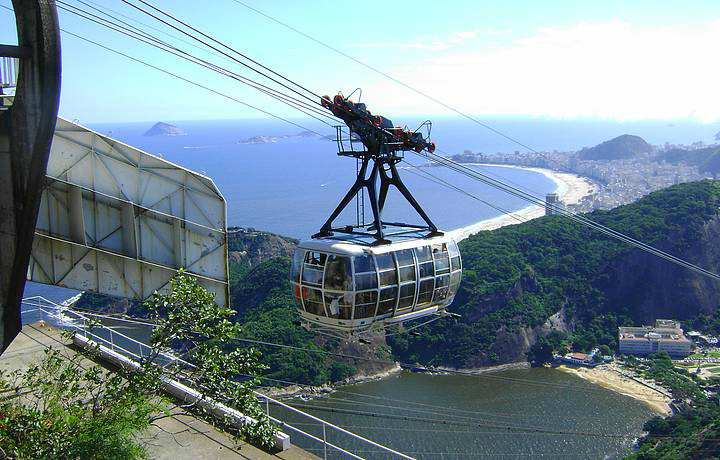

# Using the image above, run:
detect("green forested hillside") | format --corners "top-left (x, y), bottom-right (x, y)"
top-left (232, 180), bottom-right (720, 377)
top-left (389, 180), bottom-right (720, 367)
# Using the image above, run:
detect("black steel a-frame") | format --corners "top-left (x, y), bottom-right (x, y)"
top-left (313, 126), bottom-right (442, 245)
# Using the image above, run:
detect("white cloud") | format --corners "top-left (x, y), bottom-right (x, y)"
top-left (362, 20), bottom-right (720, 122)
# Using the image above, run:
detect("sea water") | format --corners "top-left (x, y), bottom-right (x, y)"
top-left (86, 116), bottom-right (718, 239)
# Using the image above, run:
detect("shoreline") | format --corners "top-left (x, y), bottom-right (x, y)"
top-left (447, 164), bottom-right (597, 241)
top-left (555, 364), bottom-right (672, 415)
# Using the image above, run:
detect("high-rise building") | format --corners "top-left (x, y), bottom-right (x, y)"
top-left (545, 193), bottom-right (560, 216)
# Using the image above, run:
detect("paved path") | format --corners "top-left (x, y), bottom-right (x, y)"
top-left (0, 322), bottom-right (319, 460)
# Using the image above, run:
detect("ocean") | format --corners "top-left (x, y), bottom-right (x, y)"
top-left (86, 116), bottom-right (719, 240)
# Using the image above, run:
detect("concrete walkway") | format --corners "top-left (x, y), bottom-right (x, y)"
top-left (0, 322), bottom-right (318, 460)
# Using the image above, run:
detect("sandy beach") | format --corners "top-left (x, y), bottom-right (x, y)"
top-left (447, 164), bottom-right (597, 241)
top-left (556, 364), bottom-right (672, 415)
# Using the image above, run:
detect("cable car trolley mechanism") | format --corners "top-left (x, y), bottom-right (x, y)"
top-left (291, 92), bottom-right (463, 339)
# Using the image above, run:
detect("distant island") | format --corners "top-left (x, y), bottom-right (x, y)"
top-left (715, 130), bottom-right (720, 141)
top-left (238, 130), bottom-right (319, 144)
top-left (144, 122), bottom-right (187, 137)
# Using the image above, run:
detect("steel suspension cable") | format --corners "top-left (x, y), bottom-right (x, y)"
top-left (55, 28), bottom-right (324, 135)
top-left (416, 150), bottom-right (720, 281)
top-left (228, 0), bottom-right (544, 154)
top-left (119, 0), bottom-right (324, 108)
top-left (403, 162), bottom-right (526, 224)
top-left (56, 1), bottom-right (340, 126)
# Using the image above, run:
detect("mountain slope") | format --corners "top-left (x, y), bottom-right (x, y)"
top-left (389, 180), bottom-right (720, 368)
top-left (578, 134), bottom-right (652, 160)
top-left (656, 145), bottom-right (720, 176)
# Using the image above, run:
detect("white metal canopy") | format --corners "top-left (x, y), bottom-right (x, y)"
top-left (28, 118), bottom-right (229, 306)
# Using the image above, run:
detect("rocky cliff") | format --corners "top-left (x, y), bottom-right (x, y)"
top-left (227, 228), bottom-right (297, 273)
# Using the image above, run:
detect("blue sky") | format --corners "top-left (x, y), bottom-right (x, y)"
top-left (2, 0), bottom-right (719, 124)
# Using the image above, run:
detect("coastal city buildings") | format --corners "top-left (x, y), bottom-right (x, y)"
top-left (619, 319), bottom-right (692, 357)
top-left (451, 142), bottom-right (714, 214)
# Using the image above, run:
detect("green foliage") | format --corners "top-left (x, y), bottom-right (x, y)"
top-left (0, 270), bottom-right (277, 458)
top-left (146, 269), bottom-right (277, 449)
top-left (629, 399), bottom-right (720, 459)
top-left (656, 145), bottom-right (720, 177)
top-left (641, 354), bottom-right (705, 402)
top-left (579, 134), bottom-right (652, 160)
top-left (527, 331), bottom-right (568, 364)
top-left (0, 347), bottom-right (160, 459)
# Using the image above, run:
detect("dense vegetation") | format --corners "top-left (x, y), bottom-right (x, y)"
top-left (627, 353), bottom-right (720, 459)
top-left (229, 181), bottom-right (720, 377)
top-left (390, 180), bottom-right (720, 367)
top-left (1, 270), bottom-right (274, 458)
top-left (579, 134), bottom-right (652, 160)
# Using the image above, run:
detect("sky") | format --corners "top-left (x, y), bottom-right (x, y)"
top-left (2, 0), bottom-right (720, 124)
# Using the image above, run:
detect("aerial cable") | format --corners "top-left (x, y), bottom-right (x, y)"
top-left (225, 336), bottom-right (670, 398)
top-left (128, 0), bottom-right (324, 102)
top-left (65, 0), bottom-right (340, 123)
top-left (54, 2), bottom-right (720, 282)
top-left (28, 301), bottom-right (612, 421)
top-left (53, 27), bottom-right (326, 135)
top-left (21, 318), bottom-right (676, 444)
top-left (415, 150), bottom-right (720, 281)
top-left (403, 162), bottom-right (526, 225)
top-left (299, 394), bottom-right (595, 426)
top-left (78, 0), bottom-right (233, 62)
top-left (26, 295), bottom-right (662, 398)
top-left (118, 0), bottom-right (324, 109)
top-left (226, 0), bottom-right (720, 281)
top-left (228, 0), bottom-right (543, 155)
top-left (55, 1), bottom-right (340, 126)
top-left (273, 401), bottom-right (640, 440)
top-left (24, 301), bottom-right (670, 406)
top-left (313, 95), bottom-right (720, 281)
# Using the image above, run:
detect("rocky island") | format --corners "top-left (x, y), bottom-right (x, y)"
top-left (238, 131), bottom-right (321, 144)
top-left (143, 122), bottom-right (187, 137)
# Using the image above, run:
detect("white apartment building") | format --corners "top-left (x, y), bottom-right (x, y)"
top-left (619, 319), bottom-right (692, 358)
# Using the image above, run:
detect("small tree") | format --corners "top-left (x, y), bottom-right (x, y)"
top-left (0, 269), bottom-right (276, 458)
top-left (145, 269), bottom-right (276, 447)
top-left (598, 344), bottom-right (612, 357)
top-left (0, 343), bottom-right (161, 459)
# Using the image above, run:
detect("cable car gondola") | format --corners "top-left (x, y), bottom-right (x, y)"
top-left (291, 235), bottom-right (462, 338)
top-left (291, 92), bottom-right (463, 338)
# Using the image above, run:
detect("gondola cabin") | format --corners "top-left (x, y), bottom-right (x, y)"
top-left (290, 235), bottom-right (462, 336)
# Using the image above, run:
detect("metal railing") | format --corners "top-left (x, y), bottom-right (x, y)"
top-left (21, 296), bottom-right (414, 460)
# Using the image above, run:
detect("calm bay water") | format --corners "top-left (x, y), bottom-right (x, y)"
top-left (274, 370), bottom-right (657, 459)
top-left (86, 116), bottom-right (718, 240)
top-left (87, 118), bottom-right (559, 239)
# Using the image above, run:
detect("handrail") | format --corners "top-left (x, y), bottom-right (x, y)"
top-left (21, 296), bottom-right (415, 460)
